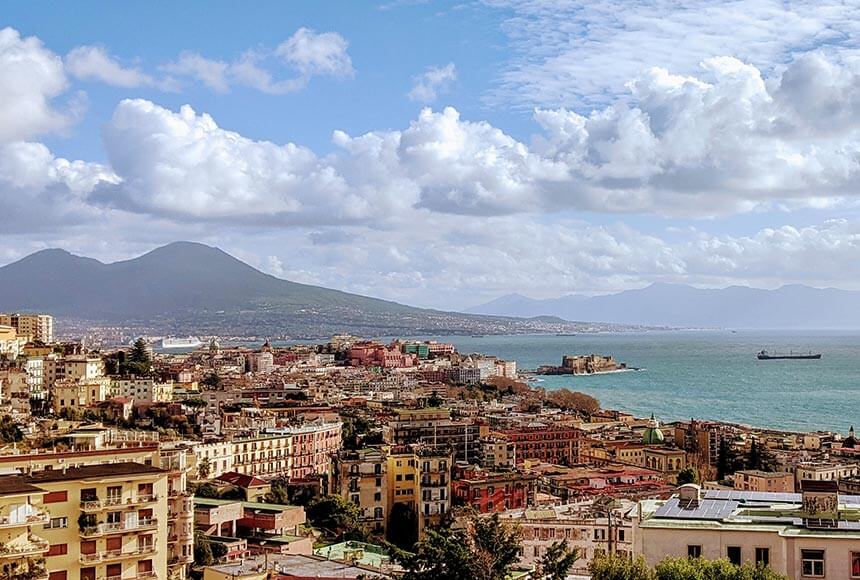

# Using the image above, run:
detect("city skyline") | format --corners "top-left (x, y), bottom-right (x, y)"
top-left (5, 1), bottom-right (860, 310)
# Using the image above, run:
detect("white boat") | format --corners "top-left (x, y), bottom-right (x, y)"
top-left (158, 336), bottom-right (203, 349)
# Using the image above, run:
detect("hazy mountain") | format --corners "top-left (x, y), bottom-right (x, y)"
top-left (467, 282), bottom-right (860, 329)
top-left (0, 242), bottom-right (603, 337)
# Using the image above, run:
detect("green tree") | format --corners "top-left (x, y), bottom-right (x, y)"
top-left (197, 456), bottom-right (211, 480)
top-left (676, 467), bottom-right (698, 485)
top-left (654, 557), bottom-right (786, 580)
top-left (535, 540), bottom-right (578, 580)
top-left (401, 514), bottom-right (522, 580)
top-left (306, 494), bottom-right (362, 538)
top-left (0, 416), bottom-right (23, 444)
top-left (194, 483), bottom-right (219, 498)
top-left (193, 531), bottom-right (214, 566)
top-left (590, 554), bottom-right (655, 580)
top-left (201, 373), bottom-right (221, 389)
top-left (387, 502), bottom-right (419, 550)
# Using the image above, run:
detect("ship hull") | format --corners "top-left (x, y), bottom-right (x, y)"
top-left (757, 354), bottom-right (821, 360)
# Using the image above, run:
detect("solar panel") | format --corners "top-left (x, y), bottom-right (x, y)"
top-left (654, 497), bottom-right (738, 520)
top-left (704, 490), bottom-right (800, 503)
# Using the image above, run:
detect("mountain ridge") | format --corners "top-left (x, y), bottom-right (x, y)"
top-left (0, 242), bottom-right (611, 337)
top-left (467, 283), bottom-right (860, 329)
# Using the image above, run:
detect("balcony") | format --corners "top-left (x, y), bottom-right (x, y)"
top-left (80, 495), bottom-right (159, 511)
top-left (80, 544), bottom-right (157, 563)
top-left (0, 509), bottom-right (50, 528)
top-left (0, 537), bottom-right (50, 558)
top-left (80, 518), bottom-right (158, 537)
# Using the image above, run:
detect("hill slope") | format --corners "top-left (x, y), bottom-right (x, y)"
top-left (0, 242), bottom-right (592, 337)
top-left (467, 283), bottom-right (860, 329)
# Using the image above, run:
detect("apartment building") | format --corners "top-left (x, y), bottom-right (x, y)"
top-left (51, 379), bottom-right (110, 414)
top-left (734, 470), bottom-right (794, 493)
top-left (18, 462), bottom-right (170, 580)
top-left (451, 468), bottom-right (537, 513)
top-left (110, 378), bottom-right (174, 405)
top-left (193, 420), bottom-right (342, 481)
top-left (330, 449), bottom-right (388, 535)
top-left (498, 426), bottom-right (583, 466)
top-left (159, 445), bottom-right (195, 579)
top-left (383, 408), bottom-right (486, 461)
top-left (0, 476), bottom-right (52, 580)
top-left (500, 500), bottom-right (637, 575)
top-left (416, 446), bottom-right (452, 530)
top-left (795, 462), bottom-right (860, 485)
top-left (0, 313), bottom-right (53, 343)
top-left (637, 482), bottom-right (860, 578)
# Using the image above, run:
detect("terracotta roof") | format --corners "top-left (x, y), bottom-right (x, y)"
top-left (215, 471), bottom-right (269, 488)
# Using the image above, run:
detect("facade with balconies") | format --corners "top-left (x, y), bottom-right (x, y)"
top-left (25, 462), bottom-right (169, 580)
top-left (0, 477), bottom-right (51, 580)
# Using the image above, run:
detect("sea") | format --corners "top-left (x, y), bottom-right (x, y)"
top-left (414, 330), bottom-right (860, 434)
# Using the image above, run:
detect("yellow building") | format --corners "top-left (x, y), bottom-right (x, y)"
top-left (0, 476), bottom-right (52, 580)
top-left (51, 379), bottom-right (110, 414)
top-left (27, 462), bottom-right (169, 580)
top-left (0, 314), bottom-right (53, 344)
top-left (331, 448), bottom-right (388, 535)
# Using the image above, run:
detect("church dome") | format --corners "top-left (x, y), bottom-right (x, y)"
top-left (643, 413), bottom-right (665, 444)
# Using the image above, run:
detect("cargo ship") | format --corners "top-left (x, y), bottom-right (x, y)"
top-left (756, 350), bottom-right (821, 360)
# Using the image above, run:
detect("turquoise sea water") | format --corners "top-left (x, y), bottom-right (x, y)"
top-left (422, 330), bottom-right (860, 434)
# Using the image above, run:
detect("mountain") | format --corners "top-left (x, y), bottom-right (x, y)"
top-left (0, 242), bottom-right (606, 338)
top-left (467, 282), bottom-right (860, 329)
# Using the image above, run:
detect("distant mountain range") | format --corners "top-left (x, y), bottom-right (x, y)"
top-left (0, 242), bottom-right (629, 338)
top-left (468, 283), bottom-right (860, 329)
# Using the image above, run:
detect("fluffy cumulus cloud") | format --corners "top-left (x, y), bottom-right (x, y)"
top-left (408, 63), bottom-right (457, 103)
top-left (162, 28), bottom-right (353, 94)
top-left (83, 51), bottom-right (860, 223)
top-left (95, 99), bottom-right (401, 224)
top-left (0, 27), bottom-right (70, 142)
top-left (0, 141), bottom-right (118, 233)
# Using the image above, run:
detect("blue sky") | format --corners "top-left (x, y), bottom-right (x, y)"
top-left (3, 1), bottom-right (860, 310)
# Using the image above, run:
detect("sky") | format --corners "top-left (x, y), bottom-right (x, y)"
top-left (4, 1), bottom-right (860, 311)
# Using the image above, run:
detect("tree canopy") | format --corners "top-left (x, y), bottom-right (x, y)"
top-left (545, 388), bottom-right (600, 416)
top-left (535, 540), bottom-right (578, 580)
top-left (589, 554), bottom-right (788, 580)
top-left (401, 514), bottom-right (522, 580)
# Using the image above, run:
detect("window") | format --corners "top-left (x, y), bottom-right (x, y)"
top-left (45, 517), bottom-right (68, 529)
top-left (756, 548), bottom-right (770, 567)
top-left (851, 552), bottom-right (860, 578)
top-left (801, 550), bottom-right (825, 578)
top-left (618, 529), bottom-right (625, 542)
top-left (727, 546), bottom-right (741, 566)
top-left (48, 573), bottom-right (67, 580)
top-left (374, 492), bottom-right (382, 502)
top-left (47, 544), bottom-right (68, 556)
top-left (688, 545), bottom-right (702, 558)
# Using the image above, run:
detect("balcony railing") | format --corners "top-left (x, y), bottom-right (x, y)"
top-left (80, 495), bottom-right (158, 511)
top-left (0, 509), bottom-right (50, 528)
top-left (0, 537), bottom-right (50, 558)
top-left (80, 544), bottom-right (157, 563)
top-left (80, 517), bottom-right (158, 537)
top-left (136, 571), bottom-right (158, 579)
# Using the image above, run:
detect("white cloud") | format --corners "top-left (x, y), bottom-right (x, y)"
top-left (83, 50), bottom-right (860, 225)
top-left (96, 99), bottom-right (405, 223)
top-left (0, 27), bottom-right (70, 142)
top-left (0, 141), bottom-right (118, 233)
top-left (162, 29), bottom-right (354, 95)
top-left (161, 52), bottom-right (230, 93)
top-left (486, 0), bottom-right (860, 109)
top-left (408, 62), bottom-right (457, 102)
top-left (275, 27), bottom-right (354, 79)
top-left (65, 45), bottom-right (171, 89)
